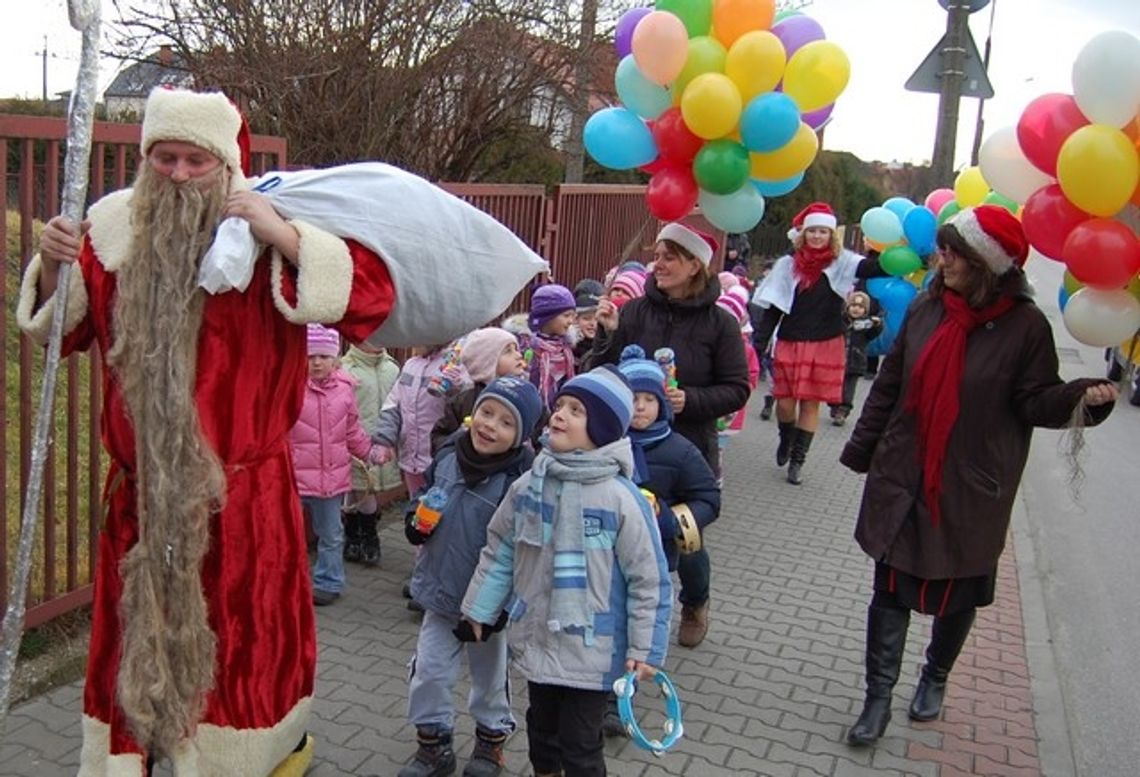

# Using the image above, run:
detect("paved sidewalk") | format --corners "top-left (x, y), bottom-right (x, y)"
top-left (1, 385), bottom-right (1050, 776)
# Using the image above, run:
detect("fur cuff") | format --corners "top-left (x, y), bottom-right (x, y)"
top-left (78, 715), bottom-right (146, 776)
top-left (171, 696), bottom-right (311, 776)
top-left (271, 220), bottom-right (352, 324)
top-left (15, 254), bottom-right (89, 346)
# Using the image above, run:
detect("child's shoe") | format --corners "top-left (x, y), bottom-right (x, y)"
top-left (360, 511), bottom-right (381, 567)
top-left (343, 512), bottom-right (364, 563)
top-left (601, 693), bottom-right (627, 738)
top-left (399, 726), bottom-right (457, 777)
top-left (759, 394), bottom-right (775, 421)
top-left (462, 726), bottom-right (507, 777)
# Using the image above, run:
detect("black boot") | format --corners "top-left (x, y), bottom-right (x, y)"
top-left (847, 605), bottom-right (910, 746)
top-left (343, 511), bottom-right (364, 563)
top-left (602, 692), bottom-right (627, 738)
top-left (776, 421), bottom-right (795, 466)
top-left (786, 429), bottom-right (813, 485)
top-left (909, 608), bottom-right (976, 721)
top-left (759, 394), bottom-right (775, 421)
top-left (398, 726), bottom-right (457, 777)
top-left (462, 725), bottom-right (507, 777)
top-left (360, 510), bottom-right (381, 567)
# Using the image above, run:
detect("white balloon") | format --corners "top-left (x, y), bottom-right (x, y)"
top-left (978, 126), bottom-right (1055, 204)
top-left (1062, 287), bottom-right (1140, 347)
top-left (1072, 31), bottom-right (1140, 128)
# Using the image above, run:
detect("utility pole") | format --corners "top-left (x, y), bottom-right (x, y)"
top-left (930, 1), bottom-right (970, 187)
top-left (969, 0), bottom-right (997, 165)
top-left (564, 0), bottom-right (597, 183)
top-left (42, 35), bottom-right (48, 102)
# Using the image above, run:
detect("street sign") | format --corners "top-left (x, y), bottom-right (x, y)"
top-left (905, 27), bottom-right (994, 99)
top-left (938, 0), bottom-right (991, 12)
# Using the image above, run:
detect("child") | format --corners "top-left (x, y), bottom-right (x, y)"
top-left (607, 269), bottom-right (646, 308)
top-left (431, 327), bottom-right (528, 454)
top-left (520, 284), bottom-right (578, 412)
top-left (571, 279), bottom-right (604, 372)
top-left (288, 325), bottom-right (387, 606)
top-left (462, 367), bottom-right (672, 777)
top-left (341, 341), bottom-right (403, 566)
top-left (605, 346), bottom-right (720, 729)
top-left (715, 286), bottom-right (761, 468)
top-left (400, 378), bottom-right (543, 777)
top-left (829, 291), bottom-right (884, 426)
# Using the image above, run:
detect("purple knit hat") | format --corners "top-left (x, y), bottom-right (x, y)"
top-left (528, 284), bottom-right (577, 331)
top-left (307, 324), bottom-right (340, 357)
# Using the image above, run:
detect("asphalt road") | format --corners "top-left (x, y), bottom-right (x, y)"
top-left (1018, 256), bottom-right (1140, 777)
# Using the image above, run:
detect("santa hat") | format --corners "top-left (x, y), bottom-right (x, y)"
top-left (141, 87), bottom-right (251, 178)
top-left (947, 205), bottom-right (1029, 275)
top-left (716, 285), bottom-right (750, 325)
top-left (787, 202), bottom-right (838, 241)
top-left (656, 223), bottom-right (719, 265)
top-left (306, 324), bottom-right (340, 357)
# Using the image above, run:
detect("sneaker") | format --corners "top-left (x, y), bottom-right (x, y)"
top-left (678, 600), bottom-right (710, 647)
top-left (313, 589), bottom-right (340, 607)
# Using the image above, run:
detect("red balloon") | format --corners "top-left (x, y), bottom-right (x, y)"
top-left (1022, 184), bottom-right (1092, 260)
top-left (1016, 93), bottom-right (1089, 177)
top-left (639, 158), bottom-right (669, 175)
top-left (652, 107), bottom-right (704, 165)
top-left (646, 164), bottom-right (698, 221)
top-left (1062, 219), bottom-right (1140, 289)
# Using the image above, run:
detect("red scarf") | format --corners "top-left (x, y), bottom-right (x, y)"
top-left (905, 291), bottom-right (1016, 527)
top-left (793, 244), bottom-right (836, 288)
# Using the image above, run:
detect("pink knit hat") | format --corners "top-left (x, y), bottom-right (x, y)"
top-left (307, 324), bottom-right (340, 357)
top-left (610, 270), bottom-right (646, 300)
top-left (460, 327), bottom-right (518, 384)
top-left (716, 286), bottom-right (750, 325)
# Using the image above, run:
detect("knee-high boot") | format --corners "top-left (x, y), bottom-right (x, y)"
top-left (847, 605), bottom-right (910, 746)
top-left (786, 429), bottom-right (814, 485)
top-left (776, 420), bottom-right (795, 466)
top-left (909, 608), bottom-right (976, 721)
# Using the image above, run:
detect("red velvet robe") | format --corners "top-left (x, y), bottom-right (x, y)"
top-left (56, 231), bottom-right (393, 775)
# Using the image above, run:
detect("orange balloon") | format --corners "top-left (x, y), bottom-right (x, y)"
top-left (712, 0), bottom-right (777, 48)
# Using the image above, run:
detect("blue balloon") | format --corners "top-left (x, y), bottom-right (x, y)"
top-left (866, 276), bottom-right (919, 356)
top-left (615, 55), bottom-right (672, 121)
top-left (1058, 284), bottom-right (1070, 312)
top-left (584, 108), bottom-right (657, 170)
top-left (883, 196), bottom-right (916, 223)
top-left (740, 93), bottom-right (800, 153)
top-left (902, 206), bottom-right (938, 256)
top-left (751, 172), bottom-right (804, 197)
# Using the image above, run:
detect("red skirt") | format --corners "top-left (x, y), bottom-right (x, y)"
top-left (772, 335), bottom-right (846, 403)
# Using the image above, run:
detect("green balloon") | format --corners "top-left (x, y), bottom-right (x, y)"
top-left (1063, 269), bottom-right (1085, 296)
top-left (674, 36), bottom-right (727, 99)
top-left (656, 0), bottom-right (713, 38)
top-left (937, 200), bottom-right (962, 225)
top-left (881, 245), bottom-right (923, 277)
top-left (774, 10), bottom-right (801, 23)
top-left (981, 191), bottom-right (1019, 213)
top-left (693, 139), bottom-right (750, 195)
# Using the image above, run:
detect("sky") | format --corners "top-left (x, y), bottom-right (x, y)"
top-left (2, 0), bottom-right (1138, 170)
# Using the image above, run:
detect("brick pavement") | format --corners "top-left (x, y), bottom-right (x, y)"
top-left (1, 386), bottom-right (1051, 776)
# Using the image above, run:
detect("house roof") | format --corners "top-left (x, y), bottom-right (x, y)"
top-left (104, 50), bottom-right (193, 98)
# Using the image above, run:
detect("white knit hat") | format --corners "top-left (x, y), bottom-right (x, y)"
top-left (141, 88), bottom-right (244, 176)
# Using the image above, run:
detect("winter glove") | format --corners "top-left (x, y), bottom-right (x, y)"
top-left (452, 610), bottom-right (509, 642)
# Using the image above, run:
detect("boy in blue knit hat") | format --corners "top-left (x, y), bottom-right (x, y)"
top-left (399, 377), bottom-right (542, 777)
top-left (462, 366), bottom-right (672, 777)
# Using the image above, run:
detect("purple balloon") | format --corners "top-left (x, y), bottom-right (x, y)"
top-left (802, 103), bottom-right (834, 130)
top-left (771, 15), bottom-right (826, 59)
top-left (615, 7), bottom-right (653, 59)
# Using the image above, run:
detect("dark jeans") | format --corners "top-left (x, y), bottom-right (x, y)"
top-left (677, 547), bottom-right (710, 606)
top-left (526, 683), bottom-right (608, 777)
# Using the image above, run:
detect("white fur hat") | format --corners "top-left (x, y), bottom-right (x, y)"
top-left (141, 88), bottom-right (244, 175)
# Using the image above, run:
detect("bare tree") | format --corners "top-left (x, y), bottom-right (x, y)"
top-left (108, 0), bottom-right (622, 179)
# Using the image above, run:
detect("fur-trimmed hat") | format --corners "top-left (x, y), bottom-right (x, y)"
top-left (946, 205), bottom-right (1029, 275)
top-left (656, 223), bottom-right (719, 265)
top-left (788, 202), bottom-right (837, 241)
top-left (141, 88), bottom-right (248, 177)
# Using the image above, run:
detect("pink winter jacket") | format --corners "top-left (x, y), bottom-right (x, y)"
top-left (289, 369), bottom-right (376, 497)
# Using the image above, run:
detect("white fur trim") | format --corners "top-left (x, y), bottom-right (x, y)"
top-left (79, 715), bottom-right (146, 776)
top-left (656, 223), bottom-right (712, 265)
top-left (949, 209), bottom-right (1013, 274)
top-left (16, 253), bottom-right (90, 346)
top-left (142, 88), bottom-right (242, 174)
top-left (802, 212), bottom-right (837, 231)
top-left (752, 250), bottom-right (863, 314)
top-left (271, 220), bottom-right (353, 324)
top-left (79, 698), bottom-right (311, 777)
top-left (87, 189), bottom-right (135, 273)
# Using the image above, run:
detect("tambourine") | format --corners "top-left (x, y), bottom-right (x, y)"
top-left (612, 668), bottom-right (684, 755)
top-left (672, 503), bottom-right (702, 555)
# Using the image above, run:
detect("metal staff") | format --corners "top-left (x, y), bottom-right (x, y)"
top-left (0, 0), bottom-right (101, 727)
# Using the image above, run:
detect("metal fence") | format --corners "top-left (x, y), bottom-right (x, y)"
top-left (3, 113), bottom-right (693, 629)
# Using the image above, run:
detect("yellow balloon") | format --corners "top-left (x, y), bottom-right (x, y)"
top-left (725, 31), bottom-right (786, 102)
top-left (783, 40), bottom-right (850, 113)
top-left (748, 123), bottom-right (819, 179)
top-left (1057, 124), bottom-right (1140, 217)
top-left (1120, 332), bottom-right (1140, 366)
top-left (681, 73), bottom-right (743, 140)
top-left (906, 268), bottom-right (928, 288)
top-left (954, 166), bottom-right (989, 207)
top-left (672, 36), bottom-right (728, 107)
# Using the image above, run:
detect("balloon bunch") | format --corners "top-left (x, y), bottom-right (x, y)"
top-left (973, 31), bottom-right (1140, 349)
top-left (584, 1), bottom-right (851, 233)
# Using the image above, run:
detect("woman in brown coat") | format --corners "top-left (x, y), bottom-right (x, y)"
top-left (839, 205), bottom-right (1118, 746)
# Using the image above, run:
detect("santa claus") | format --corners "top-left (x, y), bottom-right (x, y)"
top-left (17, 88), bottom-right (403, 775)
